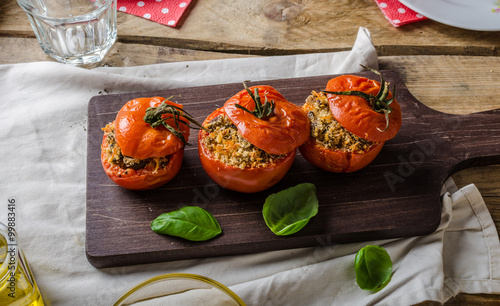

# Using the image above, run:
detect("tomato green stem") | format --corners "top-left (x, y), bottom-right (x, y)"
top-left (235, 82), bottom-right (276, 119)
top-left (144, 96), bottom-right (207, 146)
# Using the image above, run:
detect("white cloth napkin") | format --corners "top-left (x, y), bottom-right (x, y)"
top-left (1, 27), bottom-right (500, 305)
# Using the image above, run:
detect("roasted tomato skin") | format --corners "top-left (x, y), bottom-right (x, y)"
top-left (300, 74), bottom-right (401, 173)
top-left (101, 96), bottom-right (188, 190)
top-left (326, 75), bottom-right (402, 143)
top-left (299, 138), bottom-right (384, 173)
top-left (101, 133), bottom-right (184, 190)
top-left (198, 139), bottom-right (296, 193)
top-left (223, 85), bottom-right (310, 155)
top-left (197, 107), bottom-right (296, 193)
top-left (115, 97), bottom-right (189, 159)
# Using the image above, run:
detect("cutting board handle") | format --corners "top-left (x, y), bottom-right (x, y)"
top-left (385, 70), bottom-right (500, 177)
top-left (449, 109), bottom-right (500, 172)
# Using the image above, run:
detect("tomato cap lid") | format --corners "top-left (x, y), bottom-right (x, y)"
top-left (114, 97), bottom-right (190, 159)
top-left (223, 85), bottom-right (310, 155)
top-left (326, 75), bottom-right (402, 142)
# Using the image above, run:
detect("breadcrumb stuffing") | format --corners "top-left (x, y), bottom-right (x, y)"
top-left (202, 114), bottom-right (285, 169)
top-left (102, 123), bottom-right (169, 172)
top-left (304, 91), bottom-right (375, 153)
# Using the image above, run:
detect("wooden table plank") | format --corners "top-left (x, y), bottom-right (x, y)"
top-left (2, 0), bottom-right (499, 56)
top-left (0, 37), bottom-right (253, 66)
top-left (379, 56), bottom-right (500, 114)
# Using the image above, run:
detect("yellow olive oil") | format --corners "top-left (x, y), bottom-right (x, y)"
top-left (0, 234), bottom-right (44, 305)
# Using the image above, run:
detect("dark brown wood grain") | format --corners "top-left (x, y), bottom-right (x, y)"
top-left (85, 70), bottom-right (500, 268)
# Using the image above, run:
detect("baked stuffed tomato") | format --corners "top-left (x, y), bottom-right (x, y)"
top-left (198, 84), bottom-right (310, 193)
top-left (101, 96), bottom-right (200, 190)
top-left (299, 66), bottom-right (402, 173)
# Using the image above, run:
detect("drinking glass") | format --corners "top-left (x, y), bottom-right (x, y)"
top-left (17, 0), bottom-right (117, 65)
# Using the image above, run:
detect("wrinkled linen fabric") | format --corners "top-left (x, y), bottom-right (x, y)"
top-left (1, 27), bottom-right (500, 305)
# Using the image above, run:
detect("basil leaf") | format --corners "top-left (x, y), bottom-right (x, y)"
top-left (151, 206), bottom-right (222, 241)
top-left (262, 183), bottom-right (319, 236)
top-left (354, 245), bottom-right (393, 291)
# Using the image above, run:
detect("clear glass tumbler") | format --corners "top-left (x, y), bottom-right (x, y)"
top-left (17, 0), bottom-right (117, 66)
top-left (0, 222), bottom-right (44, 305)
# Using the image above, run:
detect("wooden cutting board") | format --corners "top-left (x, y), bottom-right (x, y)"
top-left (86, 70), bottom-right (500, 268)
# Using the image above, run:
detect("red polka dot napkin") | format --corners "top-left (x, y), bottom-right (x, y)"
top-left (117, 0), bottom-right (192, 27)
top-left (373, 0), bottom-right (427, 27)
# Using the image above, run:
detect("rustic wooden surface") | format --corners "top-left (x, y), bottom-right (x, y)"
top-left (2, 0), bottom-right (500, 303)
top-left (2, 0), bottom-right (499, 58)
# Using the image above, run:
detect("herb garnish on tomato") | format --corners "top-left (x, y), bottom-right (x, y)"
top-left (143, 98), bottom-right (207, 145)
top-left (324, 65), bottom-right (396, 133)
top-left (198, 84), bottom-right (310, 193)
top-left (299, 67), bottom-right (402, 173)
top-left (101, 96), bottom-right (203, 190)
top-left (324, 66), bottom-right (402, 143)
top-left (224, 83), bottom-right (310, 155)
top-left (234, 82), bottom-right (276, 119)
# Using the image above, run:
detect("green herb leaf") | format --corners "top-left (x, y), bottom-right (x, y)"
top-left (262, 183), bottom-right (319, 236)
top-left (151, 206), bottom-right (222, 241)
top-left (354, 245), bottom-right (393, 291)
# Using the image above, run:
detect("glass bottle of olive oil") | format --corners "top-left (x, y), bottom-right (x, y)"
top-left (0, 225), bottom-right (44, 306)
